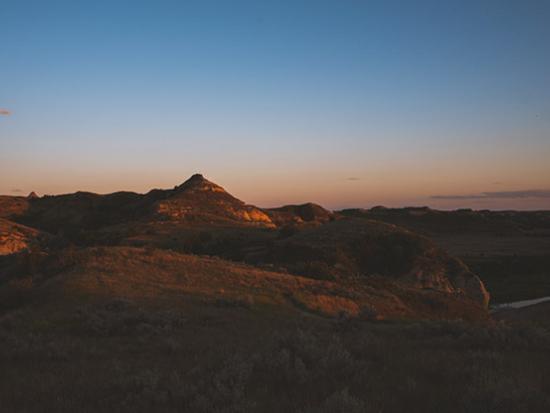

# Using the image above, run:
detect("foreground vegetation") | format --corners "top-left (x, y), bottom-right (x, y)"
top-left (1, 301), bottom-right (549, 413)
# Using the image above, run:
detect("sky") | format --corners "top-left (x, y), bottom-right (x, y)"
top-left (1, 0), bottom-right (549, 210)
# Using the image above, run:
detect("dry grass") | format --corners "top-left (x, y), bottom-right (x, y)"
top-left (0, 305), bottom-right (548, 413)
top-left (2, 246), bottom-right (487, 322)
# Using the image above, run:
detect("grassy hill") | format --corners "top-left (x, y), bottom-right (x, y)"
top-left (0, 246), bottom-right (487, 322)
top-left (0, 176), bottom-right (549, 412)
top-left (341, 207), bottom-right (550, 303)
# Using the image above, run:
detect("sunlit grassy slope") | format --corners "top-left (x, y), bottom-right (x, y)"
top-left (2, 246), bottom-right (486, 322)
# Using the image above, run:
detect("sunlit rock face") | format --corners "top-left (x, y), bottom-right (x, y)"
top-left (0, 218), bottom-right (42, 255)
top-left (174, 173), bottom-right (227, 193)
top-left (403, 258), bottom-right (490, 307)
top-left (445, 260), bottom-right (491, 308)
top-left (154, 174), bottom-right (274, 226)
top-left (0, 232), bottom-right (29, 255)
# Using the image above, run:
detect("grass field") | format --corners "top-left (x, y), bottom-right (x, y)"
top-left (1, 301), bottom-right (549, 413)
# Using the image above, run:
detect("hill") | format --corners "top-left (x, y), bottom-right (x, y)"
top-left (2, 176), bottom-right (550, 412)
top-left (0, 246), bottom-right (487, 321)
top-left (266, 203), bottom-right (334, 226)
top-left (10, 175), bottom-right (275, 234)
top-left (152, 174), bottom-right (274, 226)
top-left (341, 207), bottom-right (550, 303)
top-left (0, 195), bottom-right (30, 219)
top-left (0, 245), bottom-right (546, 413)
top-left (0, 174), bottom-right (490, 315)
top-left (240, 218), bottom-right (489, 306)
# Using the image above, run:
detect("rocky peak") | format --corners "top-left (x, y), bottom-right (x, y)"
top-left (154, 174), bottom-right (274, 226)
top-left (176, 174), bottom-right (225, 193)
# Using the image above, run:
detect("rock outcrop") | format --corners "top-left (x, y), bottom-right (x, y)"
top-left (153, 174), bottom-right (274, 226)
top-left (0, 218), bottom-right (44, 255)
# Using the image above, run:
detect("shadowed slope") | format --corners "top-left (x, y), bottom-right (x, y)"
top-left (245, 218), bottom-right (490, 307)
top-left (341, 207), bottom-right (550, 304)
top-left (0, 246), bottom-right (487, 321)
top-left (266, 203), bottom-right (334, 226)
top-left (0, 196), bottom-right (29, 219)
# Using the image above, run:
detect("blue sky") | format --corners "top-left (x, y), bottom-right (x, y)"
top-left (1, 0), bottom-right (549, 209)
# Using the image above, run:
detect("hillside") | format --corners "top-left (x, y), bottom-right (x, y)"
top-left (152, 174), bottom-right (274, 226)
top-left (2, 176), bottom-right (550, 413)
top-left (0, 246), bottom-right (487, 321)
top-left (0, 218), bottom-right (47, 256)
top-left (0, 195), bottom-right (30, 219)
top-left (341, 207), bottom-right (550, 303)
top-left (11, 175), bottom-right (276, 234)
top-left (265, 203), bottom-right (334, 226)
top-left (0, 174), bottom-right (490, 316)
top-left (241, 218), bottom-right (489, 306)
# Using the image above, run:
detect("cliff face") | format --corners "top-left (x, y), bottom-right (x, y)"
top-left (443, 259), bottom-right (490, 307)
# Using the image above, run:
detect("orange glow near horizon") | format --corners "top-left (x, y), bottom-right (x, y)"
top-left (3, 160), bottom-right (549, 211)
